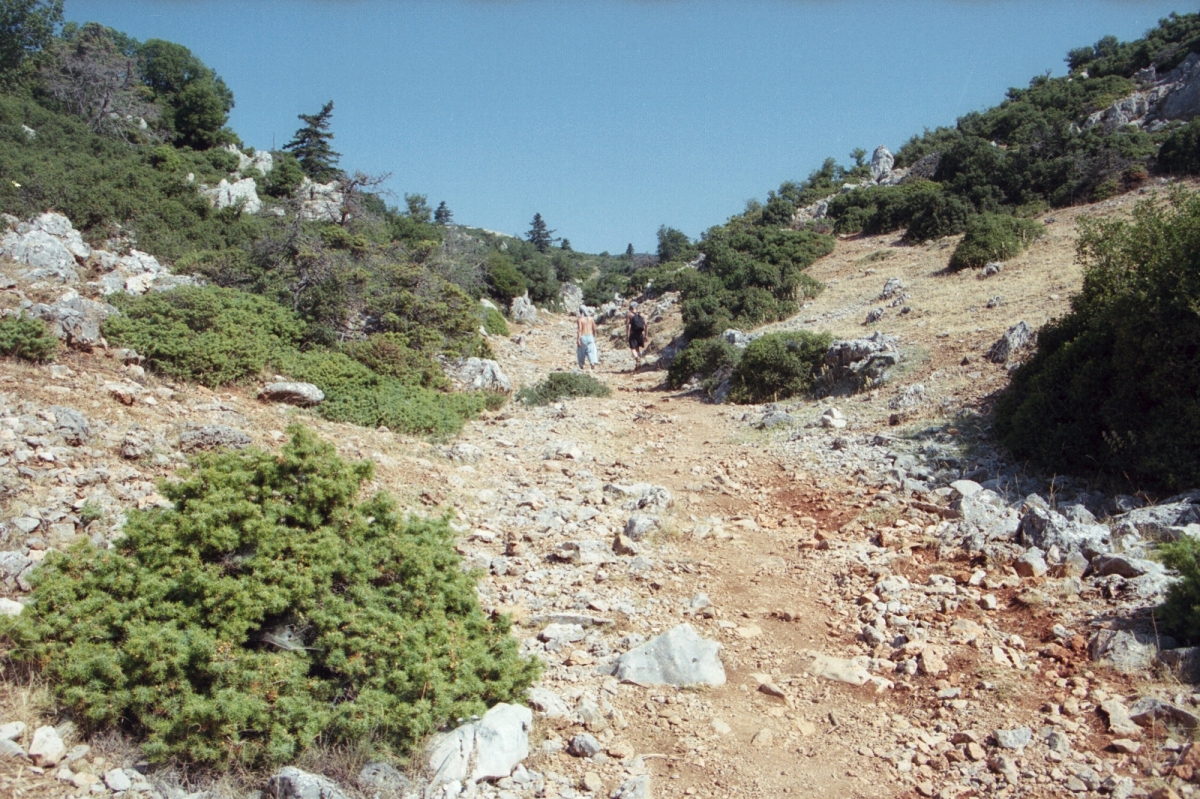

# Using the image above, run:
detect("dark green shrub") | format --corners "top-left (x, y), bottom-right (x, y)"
top-left (517, 372), bottom-right (611, 406)
top-left (5, 427), bottom-right (539, 766)
top-left (341, 333), bottom-right (448, 389)
top-left (484, 253), bottom-right (526, 307)
top-left (104, 286), bottom-right (304, 386)
top-left (948, 213), bottom-right (1045, 270)
top-left (263, 150), bottom-right (304, 197)
top-left (582, 271), bottom-right (628, 307)
top-left (1158, 118), bottom-right (1200, 176)
top-left (993, 189), bottom-right (1200, 489)
top-left (1158, 536), bottom-right (1200, 643)
top-left (277, 349), bottom-right (482, 439)
top-left (905, 192), bottom-right (974, 242)
top-left (666, 337), bottom-right (740, 394)
top-left (0, 313), bottom-right (57, 361)
top-left (481, 305), bottom-right (509, 337)
top-left (727, 330), bottom-right (832, 404)
top-left (826, 180), bottom-right (945, 237)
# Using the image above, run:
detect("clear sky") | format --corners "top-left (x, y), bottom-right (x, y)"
top-left (63, 1), bottom-right (1192, 254)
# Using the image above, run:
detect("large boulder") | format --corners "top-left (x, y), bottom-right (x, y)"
top-left (296, 177), bottom-right (345, 222)
top-left (442, 357), bottom-right (512, 393)
top-left (560, 282), bottom-right (584, 312)
top-left (201, 177), bottom-right (263, 215)
top-left (1160, 53), bottom-right (1200, 121)
top-left (26, 292), bottom-right (117, 350)
top-left (426, 703), bottom-right (532, 789)
top-left (870, 146), bottom-right (894, 183)
top-left (1090, 629), bottom-right (1175, 674)
top-left (815, 333), bottom-right (900, 398)
top-left (1017, 504), bottom-right (1110, 558)
top-left (266, 766), bottom-right (350, 799)
top-left (510, 293), bottom-right (538, 325)
top-left (987, 321), bottom-right (1034, 364)
top-left (1, 226), bottom-right (81, 282)
top-left (613, 623), bottom-right (726, 686)
top-left (258, 382), bottom-right (326, 406)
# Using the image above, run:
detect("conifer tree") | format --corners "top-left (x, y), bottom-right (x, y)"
top-left (284, 100), bottom-right (341, 182)
top-left (526, 213), bottom-right (555, 253)
top-left (434, 201), bottom-right (453, 225)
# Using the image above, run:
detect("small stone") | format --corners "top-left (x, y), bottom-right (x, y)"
top-left (1014, 549), bottom-right (1048, 578)
top-left (750, 728), bottom-right (774, 747)
top-left (28, 725), bottom-right (64, 766)
top-left (965, 742), bottom-right (986, 761)
top-left (581, 772), bottom-right (604, 793)
top-left (612, 534), bottom-right (638, 556)
top-left (994, 727), bottom-right (1032, 750)
top-left (71, 772), bottom-right (99, 789)
top-left (104, 768), bottom-right (132, 792)
top-left (712, 719), bottom-right (732, 735)
top-left (607, 742), bottom-right (635, 759)
top-left (919, 646), bottom-right (948, 676)
top-left (979, 594), bottom-right (998, 610)
top-left (1110, 738), bottom-right (1141, 754)
top-left (0, 721), bottom-right (25, 741)
top-left (568, 733), bottom-right (602, 758)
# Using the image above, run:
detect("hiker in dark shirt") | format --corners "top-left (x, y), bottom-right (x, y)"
top-left (625, 302), bottom-right (647, 370)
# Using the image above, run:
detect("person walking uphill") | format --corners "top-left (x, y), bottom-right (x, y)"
top-left (576, 307), bottom-right (599, 370)
top-left (626, 302), bottom-right (648, 370)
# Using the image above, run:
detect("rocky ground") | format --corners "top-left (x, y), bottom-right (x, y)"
top-left (3, 189), bottom-right (1200, 799)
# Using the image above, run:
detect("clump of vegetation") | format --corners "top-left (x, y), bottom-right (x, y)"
top-left (826, 180), bottom-right (946, 237)
top-left (1158, 118), bottom-right (1200, 176)
top-left (481, 305), bottom-right (509, 337)
top-left (0, 313), bottom-right (57, 361)
top-left (947, 213), bottom-right (1045, 271)
top-left (666, 337), bottom-right (740, 396)
top-left (1158, 537), bottom-right (1200, 643)
top-left (727, 331), bottom-right (832, 404)
top-left (104, 286), bottom-right (304, 386)
top-left (518, 372), bottom-right (611, 406)
top-left (993, 189), bottom-right (1200, 489)
top-left (679, 225), bottom-right (833, 340)
top-left (277, 349), bottom-right (497, 439)
top-left (4, 428), bottom-right (539, 767)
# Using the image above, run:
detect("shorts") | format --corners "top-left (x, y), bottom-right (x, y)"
top-left (577, 335), bottom-right (598, 367)
top-left (628, 332), bottom-right (646, 349)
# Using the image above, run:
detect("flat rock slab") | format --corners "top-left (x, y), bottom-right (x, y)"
top-left (267, 766), bottom-right (349, 799)
top-left (427, 702), bottom-right (532, 788)
top-left (807, 652), bottom-right (871, 686)
top-left (259, 382), bottom-right (325, 407)
top-left (179, 425), bottom-right (252, 453)
top-left (614, 623), bottom-right (725, 686)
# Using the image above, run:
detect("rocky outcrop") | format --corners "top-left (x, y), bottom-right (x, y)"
top-left (0, 212), bottom-right (90, 282)
top-left (815, 332), bottom-right (901, 397)
top-left (510, 293), bottom-right (538, 325)
top-left (1082, 52), bottom-right (1200, 132)
top-left (442, 357), bottom-right (512, 393)
top-left (987, 321), bottom-right (1034, 364)
top-left (25, 291), bottom-right (117, 350)
top-left (200, 177), bottom-right (263, 215)
top-left (870, 145), bottom-right (895, 182)
top-left (560, 282), bottom-right (584, 312)
top-left (296, 177), bottom-right (344, 222)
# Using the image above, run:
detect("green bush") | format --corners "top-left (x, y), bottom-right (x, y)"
top-left (517, 372), bottom-right (611, 406)
top-left (666, 337), bottom-right (740, 392)
top-left (679, 225), bottom-right (832, 339)
top-left (5, 427), bottom-right (539, 766)
top-left (0, 313), bottom-right (57, 361)
top-left (904, 192), bottom-right (974, 242)
top-left (277, 349), bottom-right (485, 439)
top-left (1158, 537), bottom-right (1200, 643)
top-left (993, 189), bottom-right (1200, 489)
top-left (826, 180), bottom-right (946, 237)
top-left (948, 213), bottom-right (1045, 271)
top-left (727, 330), bottom-right (833, 404)
top-left (484, 253), bottom-right (526, 307)
top-left (1158, 118), bottom-right (1200, 176)
top-left (342, 333), bottom-right (448, 390)
top-left (104, 286), bottom-right (304, 387)
top-left (481, 305), bottom-right (509, 337)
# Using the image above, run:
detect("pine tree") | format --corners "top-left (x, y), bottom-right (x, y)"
top-left (526, 213), bottom-right (555, 253)
top-left (625, 243), bottom-right (635, 257)
top-left (284, 100), bottom-right (341, 183)
top-left (434, 201), bottom-right (453, 225)
top-left (559, 238), bottom-right (571, 251)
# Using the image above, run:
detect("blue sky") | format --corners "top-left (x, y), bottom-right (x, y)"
top-left (65, 1), bottom-right (1191, 253)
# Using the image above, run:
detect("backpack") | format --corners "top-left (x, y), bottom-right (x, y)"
top-left (630, 313), bottom-right (646, 334)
